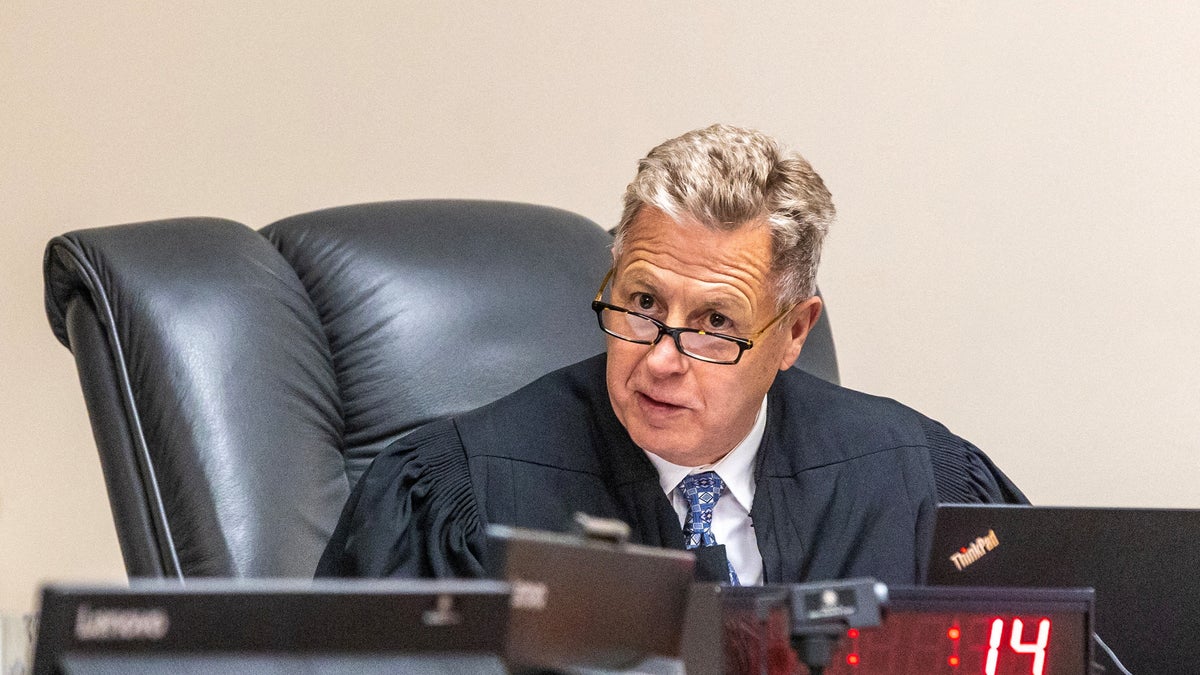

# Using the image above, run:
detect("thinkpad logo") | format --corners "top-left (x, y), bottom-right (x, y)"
top-left (949, 529), bottom-right (1000, 571)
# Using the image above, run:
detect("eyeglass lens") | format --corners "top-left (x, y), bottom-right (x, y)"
top-left (598, 308), bottom-right (742, 362)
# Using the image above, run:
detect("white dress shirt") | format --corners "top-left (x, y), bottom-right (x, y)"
top-left (643, 396), bottom-right (767, 585)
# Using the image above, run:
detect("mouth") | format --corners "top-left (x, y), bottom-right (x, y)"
top-left (635, 391), bottom-right (689, 415)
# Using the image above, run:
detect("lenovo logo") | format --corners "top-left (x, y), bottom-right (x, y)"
top-left (949, 529), bottom-right (1000, 571)
top-left (74, 604), bottom-right (169, 641)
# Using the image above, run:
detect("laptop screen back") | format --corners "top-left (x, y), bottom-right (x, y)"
top-left (927, 504), bottom-right (1200, 675)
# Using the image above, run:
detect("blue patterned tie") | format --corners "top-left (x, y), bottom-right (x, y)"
top-left (677, 471), bottom-right (740, 585)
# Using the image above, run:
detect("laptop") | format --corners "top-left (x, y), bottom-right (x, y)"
top-left (927, 504), bottom-right (1200, 674)
top-left (33, 578), bottom-right (512, 674)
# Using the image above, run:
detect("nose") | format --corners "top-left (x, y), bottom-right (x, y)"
top-left (642, 330), bottom-right (688, 377)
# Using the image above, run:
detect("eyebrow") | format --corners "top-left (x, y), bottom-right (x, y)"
top-left (617, 270), bottom-right (752, 318)
top-left (699, 297), bottom-right (746, 316)
top-left (613, 269), bottom-right (664, 301)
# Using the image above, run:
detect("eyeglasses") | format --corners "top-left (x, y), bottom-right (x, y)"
top-left (591, 268), bottom-right (794, 365)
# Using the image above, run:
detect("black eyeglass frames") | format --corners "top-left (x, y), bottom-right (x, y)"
top-left (590, 267), bottom-right (795, 365)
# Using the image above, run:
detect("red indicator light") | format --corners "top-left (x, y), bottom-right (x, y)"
top-left (960, 547), bottom-right (968, 553)
top-left (846, 654), bottom-right (860, 666)
top-left (947, 627), bottom-right (961, 640)
top-left (847, 628), bottom-right (860, 639)
top-left (948, 655), bottom-right (960, 667)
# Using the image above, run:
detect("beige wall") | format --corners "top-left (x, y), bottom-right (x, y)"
top-left (4, 2), bottom-right (1199, 614)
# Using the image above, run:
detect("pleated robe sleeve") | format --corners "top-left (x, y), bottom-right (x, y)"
top-left (921, 418), bottom-right (1028, 505)
top-left (315, 418), bottom-right (485, 578)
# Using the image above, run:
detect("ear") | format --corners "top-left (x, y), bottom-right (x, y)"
top-left (777, 296), bottom-right (823, 371)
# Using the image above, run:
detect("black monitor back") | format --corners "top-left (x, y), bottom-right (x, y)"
top-left (33, 579), bottom-right (511, 675)
top-left (487, 524), bottom-right (695, 673)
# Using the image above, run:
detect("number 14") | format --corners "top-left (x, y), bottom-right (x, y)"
top-left (985, 618), bottom-right (1051, 675)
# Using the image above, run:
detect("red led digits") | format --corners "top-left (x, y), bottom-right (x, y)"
top-left (1010, 619), bottom-right (1051, 675)
top-left (985, 618), bottom-right (1053, 675)
top-left (985, 619), bottom-right (1005, 674)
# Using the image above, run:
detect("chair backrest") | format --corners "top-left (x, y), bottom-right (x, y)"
top-left (44, 199), bottom-right (839, 579)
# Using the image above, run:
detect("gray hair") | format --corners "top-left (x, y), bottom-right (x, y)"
top-left (612, 124), bottom-right (835, 306)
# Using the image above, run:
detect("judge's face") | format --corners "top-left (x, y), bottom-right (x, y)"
top-left (604, 207), bottom-right (822, 466)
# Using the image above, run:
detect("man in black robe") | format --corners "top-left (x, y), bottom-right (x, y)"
top-left (317, 124), bottom-right (1025, 585)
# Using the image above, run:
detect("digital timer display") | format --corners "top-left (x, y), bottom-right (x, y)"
top-left (714, 585), bottom-right (1093, 675)
top-left (821, 611), bottom-right (1088, 674)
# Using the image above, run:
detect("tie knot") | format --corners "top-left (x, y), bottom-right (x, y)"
top-left (678, 471), bottom-right (725, 505)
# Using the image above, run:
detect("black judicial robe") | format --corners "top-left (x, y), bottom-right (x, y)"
top-left (317, 354), bottom-right (1025, 585)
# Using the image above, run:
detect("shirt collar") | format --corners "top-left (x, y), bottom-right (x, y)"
top-left (644, 395), bottom-right (767, 510)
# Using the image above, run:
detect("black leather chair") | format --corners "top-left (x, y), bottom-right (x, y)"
top-left (44, 199), bottom-right (839, 580)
